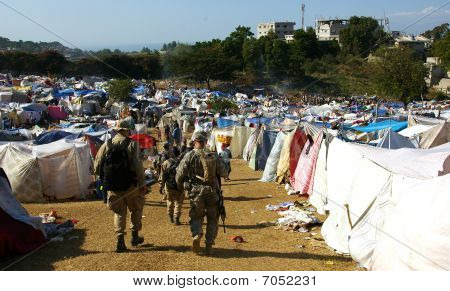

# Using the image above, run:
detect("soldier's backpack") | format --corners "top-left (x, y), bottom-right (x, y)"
top-left (102, 139), bottom-right (135, 191)
top-left (199, 151), bottom-right (217, 185)
top-left (163, 159), bottom-right (179, 190)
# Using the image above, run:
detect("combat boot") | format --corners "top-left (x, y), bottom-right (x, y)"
top-left (192, 234), bottom-right (202, 254)
top-left (116, 235), bottom-right (127, 253)
top-left (205, 243), bottom-right (213, 255)
top-left (169, 214), bottom-right (174, 224)
top-left (175, 217), bottom-right (181, 225)
top-left (131, 231), bottom-right (144, 246)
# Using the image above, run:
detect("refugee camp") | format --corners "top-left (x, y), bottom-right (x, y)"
top-left (0, 0), bottom-right (449, 278)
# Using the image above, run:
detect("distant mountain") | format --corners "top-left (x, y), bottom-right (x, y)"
top-left (0, 36), bottom-right (87, 60)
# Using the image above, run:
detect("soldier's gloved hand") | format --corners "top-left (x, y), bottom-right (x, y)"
top-left (140, 186), bottom-right (148, 195)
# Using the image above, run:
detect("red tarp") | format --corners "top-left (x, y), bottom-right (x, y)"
top-left (288, 129), bottom-right (308, 176)
top-left (130, 134), bottom-right (156, 149)
top-left (0, 208), bottom-right (46, 258)
top-left (47, 105), bottom-right (68, 120)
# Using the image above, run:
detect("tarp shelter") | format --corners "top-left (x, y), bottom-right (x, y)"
top-left (313, 138), bottom-right (450, 270)
top-left (0, 168), bottom-right (46, 258)
top-left (0, 139), bottom-right (93, 202)
top-left (34, 131), bottom-right (77, 145)
top-left (351, 120), bottom-right (408, 133)
top-left (418, 122), bottom-right (450, 149)
top-left (376, 129), bottom-right (415, 149)
top-left (260, 131), bottom-right (287, 182)
top-left (47, 105), bottom-right (68, 120)
top-left (130, 134), bottom-right (155, 149)
top-left (250, 129), bottom-right (278, 171)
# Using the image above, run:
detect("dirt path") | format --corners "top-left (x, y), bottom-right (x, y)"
top-left (2, 160), bottom-right (355, 271)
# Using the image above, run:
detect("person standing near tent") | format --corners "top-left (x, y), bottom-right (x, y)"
top-left (164, 124), bottom-right (171, 143)
top-left (160, 147), bottom-right (184, 225)
top-left (219, 143), bottom-right (232, 181)
top-left (172, 122), bottom-right (182, 147)
top-left (175, 131), bottom-right (228, 255)
top-left (94, 119), bottom-right (147, 253)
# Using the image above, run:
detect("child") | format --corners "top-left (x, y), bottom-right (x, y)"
top-left (219, 143), bottom-right (232, 181)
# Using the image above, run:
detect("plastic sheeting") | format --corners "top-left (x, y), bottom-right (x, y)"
top-left (289, 130), bottom-right (308, 178)
top-left (351, 120), bottom-right (408, 133)
top-left (0, 173), bottom-right (45, 235)
top-left (276, 128), bottom-right (297, 182)
top-left (260, 131), bottom-right (287, 182)
top-left (292, 132), bottom-right (323, 194)
top-left (256, 129), bottom-right (279, 171)
top-left (0, 139), bottom-right (92, 202)
top-left (370, 174), bottom-right (450, 270)
top-left (418, 122), bottom-right (450, 149)
top-left (376, 129), bottom-right (415, 149)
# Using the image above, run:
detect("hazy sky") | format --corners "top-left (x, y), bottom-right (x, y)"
top-left (0, 0), bottom-right (449, 50)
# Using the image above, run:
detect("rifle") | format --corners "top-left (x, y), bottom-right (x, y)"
top-left (218, 189), bottom-right (226, 233)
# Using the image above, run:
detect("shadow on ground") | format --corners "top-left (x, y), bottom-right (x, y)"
top-left (2, 228), bottom-right (100, 271)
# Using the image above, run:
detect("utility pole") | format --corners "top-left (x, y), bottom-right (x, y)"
top-left (301, 3), bottom-right (305, 30)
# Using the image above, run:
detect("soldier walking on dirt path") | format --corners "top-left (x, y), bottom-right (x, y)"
top-left (175, 131), bottom-right (228, 255)
top-left (94, 120), bottom-right (147, 253)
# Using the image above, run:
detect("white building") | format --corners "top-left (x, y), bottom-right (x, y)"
top-left (257, 21), bottom-right (296, 40)
top-left (315, 19), bottom-right (349, 42)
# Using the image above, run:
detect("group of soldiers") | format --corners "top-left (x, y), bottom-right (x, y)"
top-left (94, 120), bottom-right (228, 255)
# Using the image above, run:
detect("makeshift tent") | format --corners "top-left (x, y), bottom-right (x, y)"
top-left (292, 131), bottom-right (323, 194)
top-left (418, 122), bottom-right (450, 149)
top-left (369, 174), bottom-right (450, 270)
top-left (275, 127), bottom-right (297, 183)
top-left (0, 168), bottom-right (46, 258)
top-left (47, 105), bottom-right (68, 120)
top-left (254, 129), bottom-right (278, 171)
top-left (230, 126), bottom-right (254, 159)
top-left (260, 131), bottom-right (287, 182)
top-left (288, 129), bottom-right (308, 179)
top-left (315, 139), bottom-right (450, 269)
top-left (130, 134), bottom-right (155, 149)
top-left (0, 139), bottom-right (92, 202)
top-left (376, 129), bottom-right (415, 149)
top-left (34, 130), bottom-right (77, 145)
top-left (351, 120), bottom-right (408, 133)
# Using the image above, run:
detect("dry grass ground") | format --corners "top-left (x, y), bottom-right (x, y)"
top-left (1, 159), bottom-right (356, 271)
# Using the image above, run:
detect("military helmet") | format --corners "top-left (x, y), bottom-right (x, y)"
top-left (192, 131), bottom-right (207, 142)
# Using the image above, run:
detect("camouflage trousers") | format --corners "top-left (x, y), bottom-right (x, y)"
top-left (188, 185), bottom-right (220, 244)
top-left (165, 187), bottom-right (184, 218)
top-left (107, 186), bottom-right (145, 237)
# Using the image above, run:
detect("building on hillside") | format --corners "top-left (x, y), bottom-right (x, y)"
top-left (284, 34), bottom-right (295, 43)
top-left (315, 19), bottom-right (349, 42)
top-left (434, 78), bottom-right (450, 95)
top-left (425, 57), bottom-right (446, 87)
top-left (394, 35), bottom-right (431, 55)
top-left (257, 21), bottom-right (296, 40)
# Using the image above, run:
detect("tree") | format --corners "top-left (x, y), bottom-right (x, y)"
top-left (288, 27), bottom-right (319, 79)
top-left (422, 23), bottom-right (449, 41)
top-left (222, 26), bottom-right (254, 70)
top-left (371, 47), bottom-right (426, 103)
top-left (167, 42), bottom-right (238, 89)
top-left (431, 32), bottom-right (450, 70)
top-left (242, 38), bottom-right (264, 78)
top-left (36, 50), bottom-right (68, 74)
top-left (107, 79), bottom-right (134, 102)
top-left (340, 16), bottom-right (386, 56)
top-left (266, 39), bottom-right (289, 80)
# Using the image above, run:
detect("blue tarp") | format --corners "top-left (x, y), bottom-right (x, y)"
top-left (132, 86), bottom-right (146, 94)
top-left (371, 108), bottom-right (388, 116)
top-left (217, 118), bottom-right (240, 128)
top-left (34, 131), bottom-right (79, 145)
top-left (74, 90), bottom-right (106, 97)
top-left (246, 117), bottom-right (273, 125)
top-left (351, 120), bottom-right (408, 133)
top-left (256, 130), bottom-right (278, 170)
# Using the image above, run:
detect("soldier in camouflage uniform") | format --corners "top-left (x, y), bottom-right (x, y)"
top-left (175, 131), bottom-right (228, 255)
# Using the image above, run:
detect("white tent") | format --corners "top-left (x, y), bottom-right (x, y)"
top-left (313, 138), bottom-right (450, 269)
top-left (0, 139), bottom-right (93, 202)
